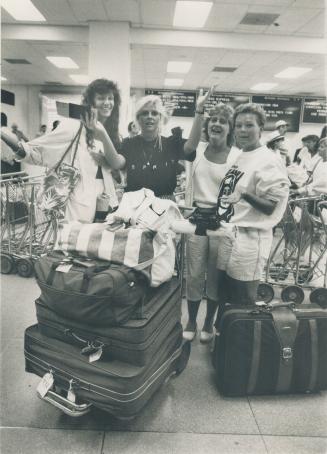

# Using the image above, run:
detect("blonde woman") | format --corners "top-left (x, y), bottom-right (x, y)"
top-left (183, 103), bottom-right (241, 342)
top-left (117, 93), bottom-right (210, 199)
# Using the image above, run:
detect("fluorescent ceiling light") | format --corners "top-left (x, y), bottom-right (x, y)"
top-left (47, 57), bottom-right (79, 69)
top-left (1, 76), bottom-right (7, 81)
top-left (251, 83), bottom-right (278, 91)
top-left (164, 78), bottom-right (184, 87)
top-left (167, 61), bottom-right (192, 73)
top-left (1, 0), bottom-right (46, 21)
top-left (274, 67), bottom-right (312, 79)
top-left (70, 74), bottom-right (90, 84)
top-left (173, 1), bottom-right (213, 28)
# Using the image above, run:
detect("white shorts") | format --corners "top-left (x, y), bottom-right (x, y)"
top-left (186, 234), bottom-right (220, 302)
top-left (216, 227), bottom-right (273, 281)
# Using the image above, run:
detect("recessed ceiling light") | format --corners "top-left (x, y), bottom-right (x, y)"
top-left (167, 61), bottom-right (192, 73)
top-left (2, 0), bottom-right (46, 21)
top-left (46, 57), bottom-right (79, 69)
top-left (173, 1), bottom-right (213, 28)
top-left (164, 78), bottom-right (184, 87)
top-left (1, 76), bottom-right (8, 81)
top-left (69, 74), bottom-right (90, 84)
top-left (274, 67), bottom-right (312, 79)
top-left (251, 83), bottom-right (278, 91)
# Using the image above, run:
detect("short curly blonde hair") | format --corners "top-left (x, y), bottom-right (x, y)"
top-left (203, 102), bottom-right (235, 146)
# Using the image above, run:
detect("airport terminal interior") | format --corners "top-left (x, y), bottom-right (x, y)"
top-left (1, 0), bottom-right (327, 453)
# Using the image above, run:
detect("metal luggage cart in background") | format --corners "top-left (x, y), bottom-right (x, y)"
top-left (257, 195), bottom-right (327, 307)
top-left (1, 172), bottom-right (57, 277)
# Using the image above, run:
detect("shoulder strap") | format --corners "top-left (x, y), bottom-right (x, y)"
top-left (53, 123), bottom-right (83, 172)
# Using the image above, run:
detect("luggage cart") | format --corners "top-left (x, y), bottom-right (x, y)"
top-left (257, 195), bottom-right (327, 307)
top-left (0, 172), bottom-right (57, 277)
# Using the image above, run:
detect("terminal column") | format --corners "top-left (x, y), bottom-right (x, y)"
top-left (88, 22), bottom-right (131, 133)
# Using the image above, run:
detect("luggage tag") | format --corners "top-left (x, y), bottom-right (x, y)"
top-left (89, 346), bottom-right (103, 363)
top-left (67, 379), bottom-right (76, 403)
top-left (56, 263), bottom-right (73, 273)
top-left (37, 372), bottom-right (54, 398)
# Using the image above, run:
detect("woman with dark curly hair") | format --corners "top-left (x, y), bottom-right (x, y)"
top-left (1, 78), bottom-right (124, 222)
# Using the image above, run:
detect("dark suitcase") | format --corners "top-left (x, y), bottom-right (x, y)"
top-left (35, 277), bottom-right (181, 366)
top-left (213, 302), bottom-right (327, 396)
top-left (25, 323), bottom-right (190, 419)
top-left (34, 251), bottom-right (148, 327)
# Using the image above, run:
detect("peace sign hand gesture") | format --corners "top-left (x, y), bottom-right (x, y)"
top-left (196, 85), bottom-right (216, 113)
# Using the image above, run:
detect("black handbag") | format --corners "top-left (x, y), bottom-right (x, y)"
top-left (188, 206), bottom-right (220, 235)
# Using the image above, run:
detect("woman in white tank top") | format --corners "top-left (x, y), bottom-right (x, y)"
top-left (183, 103), bottom-right (241, 343)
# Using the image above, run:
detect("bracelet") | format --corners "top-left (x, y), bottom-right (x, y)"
top-left (195, 110), bottom-right (204, 115)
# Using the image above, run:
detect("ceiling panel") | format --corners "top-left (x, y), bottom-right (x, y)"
top-left (205, 4), bottom-right (248, 31)
top-left (266, 7), bottom-right (323, 35)
top-left (103, 0), bottom-right (141, 23)
top-left (68, 0), bottom-right (109, 22)
top-left (140, 0), bottom-right (175, 26)
top-left (32, 0), bottom-right (78, 24)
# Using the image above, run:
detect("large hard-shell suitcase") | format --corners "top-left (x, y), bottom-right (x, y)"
top-left (25, 323), bottom-right (190, 419)
top-left (35, 277), bottom-right (181, 366)
top-left (213, 302), bottom-right (327, 396)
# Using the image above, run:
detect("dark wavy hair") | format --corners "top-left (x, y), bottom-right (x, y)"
top-left (203, 103), bottom-right (234, 146)
top-left (82, 78), bottom-right (121, 149)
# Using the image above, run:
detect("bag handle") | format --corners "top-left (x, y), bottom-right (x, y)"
top-left (53, 123), bottom-right (83, 172)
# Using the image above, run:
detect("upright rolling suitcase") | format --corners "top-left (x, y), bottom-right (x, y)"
top-left (35, 277), bottom-right (181, 366)
top-left (213, 302), bottom-right (327, 396)
top-left (25, 323), bottom-right (190, 419)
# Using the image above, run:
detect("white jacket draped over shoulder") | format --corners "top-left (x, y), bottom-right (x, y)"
top-left (20, 118), bottom-right (118, 223)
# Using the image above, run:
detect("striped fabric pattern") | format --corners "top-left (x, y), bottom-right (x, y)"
top-left (56, 222), bottom-right (175, 286)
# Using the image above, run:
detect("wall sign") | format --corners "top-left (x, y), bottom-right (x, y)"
top-left (252, 95), bottom-right (302, 132)
top-left (302, 98), bottom-right (327, 124)
top-left (145, 89), bottom-right (196, 117)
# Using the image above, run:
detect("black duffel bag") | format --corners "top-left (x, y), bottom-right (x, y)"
top-left (34, 251), bottom-right (148, 327)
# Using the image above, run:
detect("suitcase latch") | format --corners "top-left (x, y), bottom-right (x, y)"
top-left (282, 347), bottom-right (293, 360)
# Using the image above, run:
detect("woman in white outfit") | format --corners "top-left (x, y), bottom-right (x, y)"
top-left (183, 103), bottom-right (241, 343)
top-left (1, 78), bottom-right (125, 223)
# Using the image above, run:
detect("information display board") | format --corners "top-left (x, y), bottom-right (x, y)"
top-left (1, 89), bottom-right (15, 106)
top-left (252, 95), bottom-right (302, 132)
top-left (204, 93), bottom-right (249, 113)
top-left (302, 98), bottom-right (327, 124)
top-left (145, 89), bottom-right (196, 117)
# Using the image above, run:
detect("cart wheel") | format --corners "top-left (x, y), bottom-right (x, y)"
top-left (0, 253), bottom-right (15, 274)
top-left (174, 340), bottom-right (191, 376)
top-left (281, 285), bottom-right (304, 304)
top-left (16, 258), bottom-right (34, 278)
top-left (296, 265), bottom-right (314, 284)
top-left (256, 283), bottom-right (274, 303)
top-left (269, 263), bottom-right (289, 281)
top-left (309, 288), bottom-right (327, 308)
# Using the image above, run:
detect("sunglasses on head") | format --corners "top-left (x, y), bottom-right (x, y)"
top-left (138, 110), bottom-right (160, 117)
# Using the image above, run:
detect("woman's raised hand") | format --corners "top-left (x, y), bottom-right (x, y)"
top-left (82, 107), bottom-right (105, 139)
top-left (196, 85), bottom-right (216, 113)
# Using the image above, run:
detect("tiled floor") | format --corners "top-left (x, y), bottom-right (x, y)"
top-left (1, 274), bottom-right (326, 454)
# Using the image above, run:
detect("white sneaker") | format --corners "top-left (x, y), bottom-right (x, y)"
top-left (200, 330), bottom-right (214, 343)
top-left (183, 328), bottom-right (197, 341)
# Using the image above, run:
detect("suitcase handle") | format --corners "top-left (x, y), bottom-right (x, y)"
top-left (37, 388), bottom-right (92, 417)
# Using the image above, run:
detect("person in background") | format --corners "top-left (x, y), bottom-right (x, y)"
top-left (118, 94), bottom-right (206, 199)
top-left (275, 119), bottom-right (291, 162)
top-left (127, 121), bottom-right (139, 138)
top-left (296, 134), bottom-right (320, 172)
top-left (11, 123), bottom-right (29, 142)
top-left (266, 130), bottom-right (290, 166)
top-left (183, 102), bottom-right (241, 343)
top-left (320, 124), bottom-right (326, 140)
top-left (1, 113), bottom-right (22, 174)
top-left (215, 103), bottom-right (289, 322)
top-left (291, 137), bottom-right (327, 198)
top-left (1, 78), bottom-right (124, 222)
top-left (35, 124), bottom-right (47, 138)
top-left (52, 120), bottom-right (60, 131)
